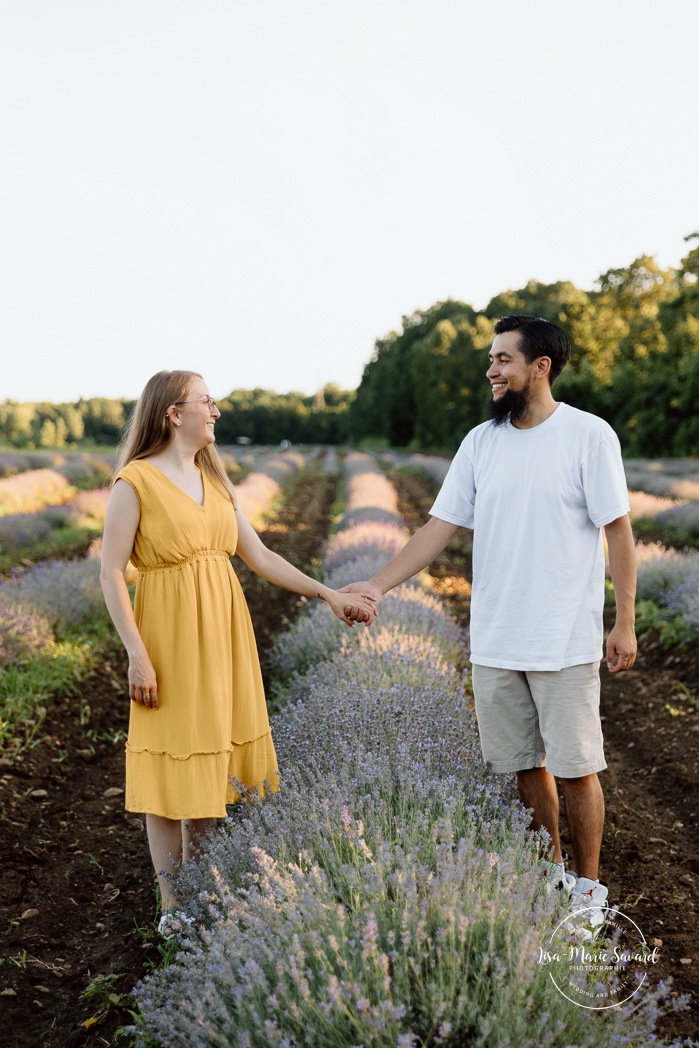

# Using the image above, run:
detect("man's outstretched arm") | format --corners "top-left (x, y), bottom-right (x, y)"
top-left (341, 516), bottom-right (461, 605)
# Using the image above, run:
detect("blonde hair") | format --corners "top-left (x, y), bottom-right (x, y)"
top-left (114, 370), bottom-right (236, 506)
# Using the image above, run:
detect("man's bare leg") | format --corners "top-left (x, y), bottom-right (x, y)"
top-left (559, 773), bottom-right (605, 881)
top-left (517, 767), bottom-right (562, 862)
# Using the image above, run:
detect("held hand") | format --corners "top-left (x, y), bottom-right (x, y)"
top-left (606, 622), bottom-right (637, 674)
top-left (128, 652), bottom-right (159, 709)
top-left (337, 578), bottom-right (383, 624)
top-left (324, 588), bottom-right (379, 629)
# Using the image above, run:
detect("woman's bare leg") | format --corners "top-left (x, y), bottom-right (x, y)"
top-left (146, 814), bottom-right (183, 911)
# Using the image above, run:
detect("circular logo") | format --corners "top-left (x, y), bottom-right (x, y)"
top-left (538, 906), bottom-right (660, 1010)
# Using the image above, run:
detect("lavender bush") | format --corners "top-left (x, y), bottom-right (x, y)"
top-left (636, 543), bottom-right (699, 644)
top-left (0, 450), bottom-right (71, 476)
top-left (337, 451), bottom-right (405, 531)
top-left (0, 512), bottom-right (54, 554)
top-left (235, 451), bottom-right (306, 526)
top-left (381, 450), bottom-right (452, 489)
top-left (624, 458), bottom-right (699, 499)
top-left (270, 591), bottom-right (467, 684)
top-left (624, 457), bottom-right (699, 478)
top-left (0, 599), bottom-right (53, 667)
top-left (63, 486), bottom-right (109, 525)
top-left (217, 446), bottom-right (267, 473)
top-left (41, 487), bottom-right (109, 529)
top-left (0, 488), bottom-right (108, 565)
top-left (56, 454), bottom-right (113, 487)
top-left (0, 468), bottom-right (73, 516)
top-left (628, 489), bottom-right (699, 542)
top-left (324, 531), bottom-right (419, 591)
top-left (0, 452), bottom-right (36, 478)
top-left (654, 500), bottom-right (699, 542)
top-left (628, 489), bottom-right (679, 521)
top-left (3, 557), bottom-right (107, 635)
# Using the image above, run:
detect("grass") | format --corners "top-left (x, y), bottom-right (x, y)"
top-left (0, 622), bottom-right (112, 751)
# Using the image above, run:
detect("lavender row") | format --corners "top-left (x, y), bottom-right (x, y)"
top-left (379, 449), bottom-right (451, 489)
top-left (636, 542), bottom-right (699, 644)
top-left (234, 450), bottom-right (307, 527)
top-left (130, 452), bottom-right (680, 1047)
top-left (0, 448), bottom-right (113, 480)
top-left (0, 546), bottom-right (107, 667)
top-left (0, 488), bottom-right (109, 558)
top-left (0, 454), bottom-right (112, 517)
top-left (629, 490), bottom-right (699, 543)
top-left (383, 450), bottom-right (699, 539)
top-left (624, 458), bottom-right (699, 500)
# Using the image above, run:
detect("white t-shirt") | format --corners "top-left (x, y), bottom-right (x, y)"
top-left (430, 404), bottom-right (630, 671)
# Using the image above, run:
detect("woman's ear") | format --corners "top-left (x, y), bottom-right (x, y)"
top-left (165, 404), bottom-right (182, 427)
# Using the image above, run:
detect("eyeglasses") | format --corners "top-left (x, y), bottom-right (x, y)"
top-left (175, 395), bottom-right (218, 412)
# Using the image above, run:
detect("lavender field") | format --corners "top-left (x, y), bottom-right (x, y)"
top-left (0, 447), bottom-right (697, 1046)
top-left (127, 453), bottom-right (693, 1047)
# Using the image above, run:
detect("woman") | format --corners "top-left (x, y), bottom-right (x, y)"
top-left (100, 370), bottom-right (375, 934)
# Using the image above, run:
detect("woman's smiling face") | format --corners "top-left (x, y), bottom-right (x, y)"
top-left (173, 379), bottom-right (221, 449)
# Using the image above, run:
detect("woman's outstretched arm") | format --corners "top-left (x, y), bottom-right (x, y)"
top-left (235, 503), bottom-right (377, 628)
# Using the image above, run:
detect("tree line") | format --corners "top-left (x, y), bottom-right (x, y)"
top-left (351, 234), bottom-right (699, 455)
top-left (0, 386), bottom-right (354, 450)
top-left (3, 236), bottom-right (698, 455)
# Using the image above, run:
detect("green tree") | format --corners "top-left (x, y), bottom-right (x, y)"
top-left (0, 403), bottom-right (35, 446)
top-left (352, 300), bottom-right (476, 445)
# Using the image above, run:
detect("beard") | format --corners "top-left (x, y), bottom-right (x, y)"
top-left (488, 383), bottom-right (531, 427)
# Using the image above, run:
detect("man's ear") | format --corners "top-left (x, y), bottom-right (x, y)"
top-left (535, 356), bottom-right (552, 378)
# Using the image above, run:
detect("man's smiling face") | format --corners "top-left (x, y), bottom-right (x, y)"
top-left (486, 330), bottom-right (536, 426)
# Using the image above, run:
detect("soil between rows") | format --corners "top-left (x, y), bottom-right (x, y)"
top-left (1, 465), bottom-right (697, 1045)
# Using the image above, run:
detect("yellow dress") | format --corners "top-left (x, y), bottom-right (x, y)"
top-left (116, 460), bottom-right (279, 819)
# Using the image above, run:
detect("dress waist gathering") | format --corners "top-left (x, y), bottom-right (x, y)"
top-left (137, 549), bottom-right (232, 574)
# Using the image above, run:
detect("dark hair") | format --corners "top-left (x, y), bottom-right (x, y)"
top-left (493, 315), bottom-right (570, 385)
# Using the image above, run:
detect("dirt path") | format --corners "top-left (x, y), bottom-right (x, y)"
top-left (0, 467), bottom-right (339, 1048)
top-left (392, 468), bottom-right (699, 1041)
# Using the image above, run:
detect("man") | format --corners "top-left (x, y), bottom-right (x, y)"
top-left (343, 315), bottom-right (637, 933)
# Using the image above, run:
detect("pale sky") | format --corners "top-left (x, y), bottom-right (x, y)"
top-left (1, 0), bottom-right (696, 404)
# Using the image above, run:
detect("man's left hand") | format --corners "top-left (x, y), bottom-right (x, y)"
top-left (606, 622), bottom-right (637, 673)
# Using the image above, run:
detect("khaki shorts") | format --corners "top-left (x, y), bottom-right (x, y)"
top-left (471, 662), bottom-right (606, 778)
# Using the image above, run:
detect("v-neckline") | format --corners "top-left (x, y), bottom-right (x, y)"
top-left (141, 460), bottom-right (206, 509)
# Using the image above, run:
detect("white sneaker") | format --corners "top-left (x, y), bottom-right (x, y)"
top-left (541, 859), bottom-right (576, 895)
top-left (157, 909), bottom-right (195, 939)
top-left (565, 877), bottom-right (609, 942)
